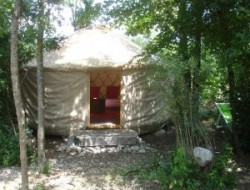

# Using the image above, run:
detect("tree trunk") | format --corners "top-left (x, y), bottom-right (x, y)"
top-left (192, 1), bottom-right (203, 115)
top-left (227, 63), bottom-right (246, 161)
top-left (37, 0), bottom-right (46, 169)
top-left (10, 0), bottom-right (29, 189)
top-left (178, 0), bottom-right (191, 91)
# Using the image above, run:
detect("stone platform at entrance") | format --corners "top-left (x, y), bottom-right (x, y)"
top-left (73, 129), bottom-right (138, 146)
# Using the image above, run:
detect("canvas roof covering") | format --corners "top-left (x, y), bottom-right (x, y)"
top-left (27, 26), bottom-right (142, 70)
top-left (22, 26), bottom-right (169, 136)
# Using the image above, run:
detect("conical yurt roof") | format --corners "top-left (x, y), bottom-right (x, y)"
top-left (27, 26), bottom-right (142, 71)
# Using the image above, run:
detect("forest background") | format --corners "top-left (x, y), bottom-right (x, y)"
top-left (1, 0), bottom-right (250, 189)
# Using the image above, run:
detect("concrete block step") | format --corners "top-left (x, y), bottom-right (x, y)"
top-left (73, 129), bottom-right (138, 147)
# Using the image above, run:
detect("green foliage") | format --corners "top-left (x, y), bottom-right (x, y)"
top-left (0, 122), bottom-right (20, 166)
top-left (205, 0), bottom-right (250, 151)
top-left (0, 0), bottom-right (12, 37)
top-left (19, 25), bottom-right (65, 65)
top-left (39, 162), bottom-right (52, 175)
top-left (167, 147), bottom-right (200, 190)
top-left (75, 0), bottom-right (101, 29)
top-left (106, 0), bottom-right (250, 154)
top-left (104, 0), bottom-right (177, 52)
top-left (33, 183), bottom-right (46, 190)
top-left (0, 33), bottom-right (15, 127)
top-left (200, 53), bottom-right (228, 105)
top-left (0, 0), bottom-right (65, 135)
top-left (44, 36), bottom-right (65, 51)
top-left (0, 122), bottom-right (36, 167)
top-left (106, 0), bottom-right (215, 150)
top-left (120, 146), bottom-right (236, 190)
top-left (147, 55), bottom-right (211, 149)
top-left (118, 155), bottom-right (171, 186)
top-left (204, 144), bottom-right (236, 189)
top-left (67, 0), bottom-right (102, 30)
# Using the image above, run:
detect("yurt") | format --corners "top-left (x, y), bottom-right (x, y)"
top-left (21, 26), bottom-right (169, 136)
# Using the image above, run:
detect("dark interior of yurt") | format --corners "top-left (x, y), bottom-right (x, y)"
top-left (89, 71), bottom-right (121, 126)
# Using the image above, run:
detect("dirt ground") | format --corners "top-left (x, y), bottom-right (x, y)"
top-left (0, 127), bottom-right (249, 190)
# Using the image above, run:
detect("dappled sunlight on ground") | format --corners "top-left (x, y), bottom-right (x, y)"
top-left (0, 127), bottom-right (249, 189)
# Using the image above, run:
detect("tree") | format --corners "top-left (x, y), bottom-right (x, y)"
top-left (105, 0), bottom-right (211, 150)
top-left (105, 0), bottom-right (250, 157)
top-left (204, 0), bottom-right (250, 160)
top-left (37, 0), bottom-right (46, 170)
top-left (19, 0), bottom-right (64, 169)
top-left (10, 0), bottom-right (29, 189)
top-left (67, 0), bottom-right (102, 30)
top-left (0, 0), bottom-right (16, 131)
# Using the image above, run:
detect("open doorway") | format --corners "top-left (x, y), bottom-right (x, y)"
top-left (89, 71), bottom-right (121, 129)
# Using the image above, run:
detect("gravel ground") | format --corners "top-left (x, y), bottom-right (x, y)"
top-left (0, 127), bottom-right (249, 190)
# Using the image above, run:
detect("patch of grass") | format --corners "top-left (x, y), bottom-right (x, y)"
top-left (33, 183), bottom-right (46, 190)
top-left (39, 162), bottom-right (52, 175)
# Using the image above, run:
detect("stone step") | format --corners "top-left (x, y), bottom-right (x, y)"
top-left (73, 129), bottom-right (138, 147)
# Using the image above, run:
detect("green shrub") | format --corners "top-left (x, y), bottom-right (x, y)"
top-left (0, 123), bottom-right (20, 166)
top-left (39, 162), bottom-right (52, 175)
top-left (0, 122), bottom-right (36, 167)
top-left (166, 147), bottom-right (200, 190)
top-left (120, 145), bottom-right (236, 190)
top-left (204, 144), bottom-right (236, 189)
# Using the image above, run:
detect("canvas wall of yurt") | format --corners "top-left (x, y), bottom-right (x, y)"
top-left (21, 26), bottom-right (169, 136)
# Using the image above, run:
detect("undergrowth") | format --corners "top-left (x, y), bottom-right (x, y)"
top-left (0, 122), bottom-right (20, 166)
top-left (33, 183), bottom-right (46, 190)
top-left (119, 145), bottom-right (236, 190)
top-left (0, 121), bottom-right (35, 167)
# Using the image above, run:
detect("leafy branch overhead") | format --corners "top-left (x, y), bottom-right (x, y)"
top-left (67, 0), bottom-right (102, 30)
top-left (104, 0), bottom-right (250, 157)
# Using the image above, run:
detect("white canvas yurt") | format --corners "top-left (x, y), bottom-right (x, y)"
top-left (22, 26), bottom-right (169, 136)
